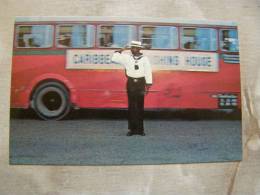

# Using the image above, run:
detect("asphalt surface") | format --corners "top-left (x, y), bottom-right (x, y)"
top-left (9, 109), bottom-right (242, 165)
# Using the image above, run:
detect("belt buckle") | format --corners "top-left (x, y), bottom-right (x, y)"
top-left (133, 78), bottom-right (138, 82)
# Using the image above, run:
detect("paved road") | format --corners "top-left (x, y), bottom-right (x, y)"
top-left (9, 112), bottom-right (242, 165)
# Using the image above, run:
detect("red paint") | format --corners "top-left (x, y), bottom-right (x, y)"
top-left (11, 54), bottom-right (241, 110)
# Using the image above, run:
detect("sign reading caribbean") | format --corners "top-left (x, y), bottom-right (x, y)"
top-left (66, 49), bottom-right (219, 72)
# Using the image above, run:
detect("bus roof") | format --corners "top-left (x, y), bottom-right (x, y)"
top-left (15, 16), bottom-right (238, 27)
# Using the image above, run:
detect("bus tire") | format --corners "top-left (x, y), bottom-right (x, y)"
top-left (31, 81), bottom-right (71, 120)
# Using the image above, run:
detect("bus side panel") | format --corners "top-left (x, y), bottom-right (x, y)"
top-left (145, 60), bottom-right (241, 109)
top-left (11, 54), bottom-right (128, 109)
top-left (11, 55), bottom-right (76, 108)
top-left (73, 70), bottom-right (128, 108)
top-left (11, 53), bottom-right (241, 110)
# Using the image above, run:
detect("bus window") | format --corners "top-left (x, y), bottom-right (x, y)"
top-left (220, 29), bottom-right (239, 52)
top-left (56, 25), bottom-right (94, 48)
top-left (181, 28), bottom-right (217, 51)
top-left (16, 25), bottom-right (53, 48)
top-left (98, 25), bottom-right (136, 48)
top-left (140, 26), bottom-right (178, 49)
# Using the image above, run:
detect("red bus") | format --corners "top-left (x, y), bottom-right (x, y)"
top-left (11, 16), bottom-right (240, 120)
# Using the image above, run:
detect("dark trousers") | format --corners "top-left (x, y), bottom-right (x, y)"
top-left (127, 77), bottom-right (145, 133)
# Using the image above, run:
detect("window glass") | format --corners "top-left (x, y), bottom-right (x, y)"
top-left (182, 28), bottom-right (217, 51)
top-left (16, 25), bottom-right (53, 48)
top-left (57, 25), bottom-right (94, 48)
top-left (220, 29), bottom-right (239, 52)
top-left (99, 25), bottom-right (136, 48)
top-left (140, 26), bottom-right (178, 49)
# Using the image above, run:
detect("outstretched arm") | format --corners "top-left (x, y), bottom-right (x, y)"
top-left (116, 46), bottom-right (128, 53)
top-left (111, 46), bottom-right (128, 64)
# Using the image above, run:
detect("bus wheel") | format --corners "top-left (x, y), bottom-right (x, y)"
top-left (32, 82), bottom-right (71, 120)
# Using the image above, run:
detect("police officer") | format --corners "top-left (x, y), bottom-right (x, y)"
top-left (112, 41), bottom-right (153, 136)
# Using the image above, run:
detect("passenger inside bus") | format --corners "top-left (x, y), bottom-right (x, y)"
top-left (141, 27), bottom-right (153, 49)
top-left (17, 25), bottom-right (52, 48)
top-left (99, 26), bottom-right (113, 47)
top-left (100, 34), bottom-right (113, 47)
top-left (58, 34), bottom-right (71, 48)
top-left (184, 41), bottom-right (196, 49)
top-left (18, 34), bottom-right (40, 47)
top-left (222, 30), bottom-right (231, 51)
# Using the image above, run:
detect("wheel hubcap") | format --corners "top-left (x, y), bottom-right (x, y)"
top-left (42, 91), bottom-right (62, 111)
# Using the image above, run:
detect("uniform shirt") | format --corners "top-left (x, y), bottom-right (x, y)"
top-left (112, 52), bottom-right (153, 85)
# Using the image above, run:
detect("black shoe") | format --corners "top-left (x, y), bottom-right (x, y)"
top-left (126, 131), bottom-right (134, 136)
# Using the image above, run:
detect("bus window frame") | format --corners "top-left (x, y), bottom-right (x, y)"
top-left (139, 25), bottom-right (179, 50)
top-left (55, 24), bottom-right (95, 49)
top-left (15, 24), bottom-right (54, 49)
top-left (180, 27), bottom-right (218, 52)
top-left (219, 28), bottom-right (239, 53)
top-left (97, 24), bottom-right (137, 49)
